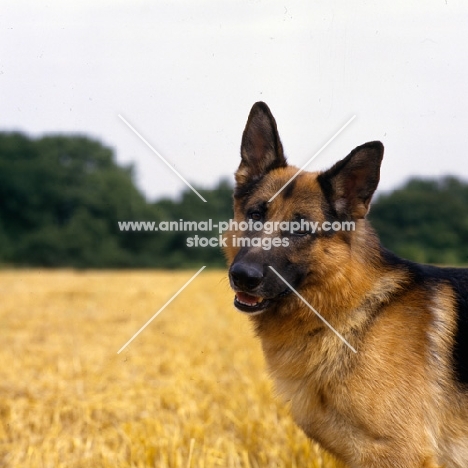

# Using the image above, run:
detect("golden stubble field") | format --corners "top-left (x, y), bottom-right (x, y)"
top-left (0, 269), bottom-right (344, 468)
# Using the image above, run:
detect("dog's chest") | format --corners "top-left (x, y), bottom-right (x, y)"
top-left (258, 323), bottom-right (360, 446)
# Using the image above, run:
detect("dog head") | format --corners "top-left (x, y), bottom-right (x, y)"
top-left (225, 102), bottom-right (384, 315)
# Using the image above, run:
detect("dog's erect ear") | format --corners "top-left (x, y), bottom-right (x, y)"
top-left (318, 141), bottom-right (384, 219)
top-left (236, 102), bottom-right (287, 189)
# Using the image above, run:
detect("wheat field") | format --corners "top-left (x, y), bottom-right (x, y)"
top-left (0, 269), bottom-right (344, 468)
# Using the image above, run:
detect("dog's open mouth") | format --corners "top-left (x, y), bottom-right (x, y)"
top-left (234, 289), bottom-right (291, 314)
top-left (234, 292), bottom-right (270, 314)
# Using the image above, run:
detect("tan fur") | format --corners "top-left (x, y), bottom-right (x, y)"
top-left (226, 102), bottom-right (468, 467)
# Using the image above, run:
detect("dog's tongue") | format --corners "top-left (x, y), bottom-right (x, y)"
top-left (236, 292), bottom-right (261, 305)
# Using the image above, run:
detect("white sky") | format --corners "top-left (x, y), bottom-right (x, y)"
top-left (2, 0), bottom-right (468, 200)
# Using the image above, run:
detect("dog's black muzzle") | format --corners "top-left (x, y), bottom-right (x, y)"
top-left (229, 260), bottom-right (293, 314)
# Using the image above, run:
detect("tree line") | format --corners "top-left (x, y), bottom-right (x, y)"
top-left (0, 132), bottom-right (467, 268)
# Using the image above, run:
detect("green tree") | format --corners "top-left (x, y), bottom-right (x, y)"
top-left (0, 133), bottom-right (154, 267)
top-left (370, 177), bottom-right (468, 264)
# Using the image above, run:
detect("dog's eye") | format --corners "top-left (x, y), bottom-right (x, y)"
top-left (249, 211), bottom-right (262, 221)
top-left (291, 228), bottom-right (309, 236)
top-left (289, 216), bottom-right (310, 236)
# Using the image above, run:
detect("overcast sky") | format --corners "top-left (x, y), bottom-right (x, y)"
top-left (2, 0), bottom-right (468, 201)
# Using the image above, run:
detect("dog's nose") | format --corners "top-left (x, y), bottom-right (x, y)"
top-left (230, 262), bottom-right (264, 290)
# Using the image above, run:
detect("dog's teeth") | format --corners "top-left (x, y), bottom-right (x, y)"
top-left (235, 293), bottom-right (265, 308)
top-left (240, 300), bottom-right (256, 306)
top-left (237, 298), bottom-right (263, 306)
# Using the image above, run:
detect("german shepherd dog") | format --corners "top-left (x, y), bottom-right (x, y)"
top-left (225, 102), bottom-right (468, 467)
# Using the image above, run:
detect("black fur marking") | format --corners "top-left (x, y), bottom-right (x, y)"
top-left (381, 249), bottom-right (468, 386)
top-left (316, 190), bottom-right (352, 242)
top-left (318, 172), bottom-right (339, 218)
top-left (234, 175), bottom-right (264, 201)
top-left (281, 178), bottom-right (297, 200)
